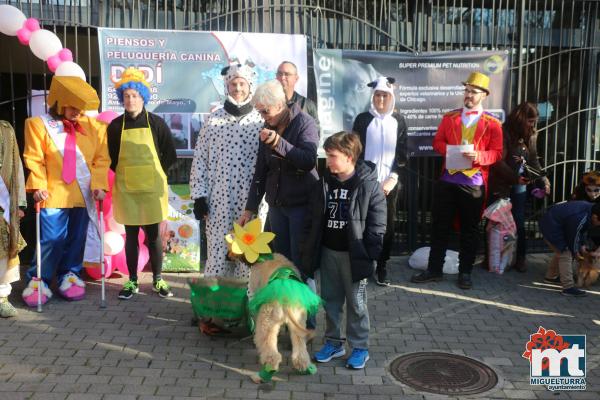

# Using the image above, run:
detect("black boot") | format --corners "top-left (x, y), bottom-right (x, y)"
top-left (457, 273), bottom-right (472, 289)
top-left (376, 262), bottom-right (390, 286)
top-left (411, 270), bottom-right (443, 283)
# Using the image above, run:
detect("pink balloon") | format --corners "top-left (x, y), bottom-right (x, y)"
top-left (108, 216), bottom-right (125, 235)
top-left (112, 249), bottom-right (128, 275)
top-left (102, 200), bottom-right (112, 218)
top-left (24, 18), bottom-right (40, 32)
top-left (113, 247), bottom-right (146, 274)
top-left (17, 28), bottom-right (31, 45)
top-left (137, 243), bottom-right (150, 271)
top-left (108, 233), bottom-right (151, 276)
top-left (85, 257), bottom-right (115, 280)
top-left (138, 228), bottom-right (145, 243)
top-left (47, 55), bottom-right (61, 72)
top-left (96, 110), bottom-right (119, 124)
top-left (85, 266), bottom-right (101, 280)
top-left (58, 48), bottom-right (73, 62)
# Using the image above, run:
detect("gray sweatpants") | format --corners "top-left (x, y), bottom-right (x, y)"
top-left (320, 246), bottom-right (370, 349)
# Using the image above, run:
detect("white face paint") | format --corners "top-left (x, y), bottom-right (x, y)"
top-left (585, 185), bottom-right (600, 200)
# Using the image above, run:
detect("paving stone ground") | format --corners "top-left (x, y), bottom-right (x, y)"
top-left (1, 254), bottom-right (599, 399)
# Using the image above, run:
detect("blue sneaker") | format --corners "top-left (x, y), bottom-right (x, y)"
top-left (314, 341), bottom-right (345, 363)
top-left (346, 348), bottom-right (370, 369)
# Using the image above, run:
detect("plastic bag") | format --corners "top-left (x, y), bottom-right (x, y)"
top-left (486, 223), bottom-right (516, 274)
top-left (408, 246), bottom-right (459, 274)
top-left (484, 198), bottom-right (517, 274)
top-left (483, 198), bottom-right (516, 233)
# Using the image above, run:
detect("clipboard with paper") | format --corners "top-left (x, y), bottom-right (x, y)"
top-left (446, 144), bottom-right (474, 170)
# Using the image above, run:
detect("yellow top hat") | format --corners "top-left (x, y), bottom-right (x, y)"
top-left (462, 72), bottom-right (490, 94)
top-left (114, 67), bottom-right (151, 89)
top-left (47, 76), bottom-right (100, 115)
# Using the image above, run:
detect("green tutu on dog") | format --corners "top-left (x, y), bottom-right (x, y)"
top-left (248, 266), bottom-right (321, 319)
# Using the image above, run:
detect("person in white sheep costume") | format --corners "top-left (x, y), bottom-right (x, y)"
top-left (352, 76), bottom-right (407, 286)
top-left (190, 63), bottom-right (263, 285)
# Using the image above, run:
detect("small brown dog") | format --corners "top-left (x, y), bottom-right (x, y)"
top-left (577, 250), bottom-right (600, 288)
top-left (247, 253), bottom-right (319, 383)
top-left (224, 219), bottom-right (320, 383)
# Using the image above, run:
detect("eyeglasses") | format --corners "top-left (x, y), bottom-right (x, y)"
top-left (257, 108), bottom-right (270, 115)
top-left (276, 71), bottom-right (296, 78)
top-left (464, 88), bottom-right (485, 95)
top-left (586, 187), bottom-right (600, 193)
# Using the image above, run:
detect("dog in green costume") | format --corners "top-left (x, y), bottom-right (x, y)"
top-left (225, 219), bottom-right (320, 383)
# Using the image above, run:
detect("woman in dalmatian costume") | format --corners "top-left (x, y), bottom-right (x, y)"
top-left (190, 63), bottom-right (263, 282)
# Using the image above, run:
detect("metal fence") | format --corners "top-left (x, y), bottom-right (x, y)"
top-left (1, 0), bottom-right (599, 253)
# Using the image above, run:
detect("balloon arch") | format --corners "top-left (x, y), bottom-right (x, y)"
top-left (0, 4), bottom-right (148, 278)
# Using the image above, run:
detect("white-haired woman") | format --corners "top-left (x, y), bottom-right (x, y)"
top-left (239, 79), bottom-right (319, 271)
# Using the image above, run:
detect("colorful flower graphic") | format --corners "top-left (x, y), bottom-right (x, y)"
top-left (522, 326), bottom-right (570, 371)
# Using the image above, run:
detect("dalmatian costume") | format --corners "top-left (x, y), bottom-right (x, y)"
top-left (190, 63), bottom-right (263, 279)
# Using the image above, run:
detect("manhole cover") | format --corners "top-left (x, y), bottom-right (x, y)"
top-left (389, 352), bottom-right (498, 395)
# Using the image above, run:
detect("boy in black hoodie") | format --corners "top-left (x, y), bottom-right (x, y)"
top-left (300, 131), bottom-right (386, 369)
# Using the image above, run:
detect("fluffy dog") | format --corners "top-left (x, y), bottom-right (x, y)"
top-left (577, 251), bottom-right (600, 288)
top-left (246, 253), bottom-right (320, 383)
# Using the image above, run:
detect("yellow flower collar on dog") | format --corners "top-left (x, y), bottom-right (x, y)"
top-left (225, 218), bottom-right (275, 263)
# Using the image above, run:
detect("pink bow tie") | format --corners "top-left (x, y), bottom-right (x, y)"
top-left (465, 110), bottom-right (479, 116)
top-left (61, 119), bottom-right (84, 184)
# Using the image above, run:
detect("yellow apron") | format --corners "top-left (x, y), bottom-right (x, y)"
top-left (113, 112), bottom-right (168, 226)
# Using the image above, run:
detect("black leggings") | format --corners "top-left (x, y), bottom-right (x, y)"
top-left (124, 223), bottom-right (162, 282)
top-left (379, 185), bottom-right (399, 263)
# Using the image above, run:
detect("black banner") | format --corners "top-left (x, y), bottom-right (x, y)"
top-left (314, 50), bottom-right (510, 157)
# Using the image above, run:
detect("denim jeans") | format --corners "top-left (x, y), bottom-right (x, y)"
top-left (267, 205), bottom-right (308, 267)
top-left (268, 205), bottom-right (315, 329)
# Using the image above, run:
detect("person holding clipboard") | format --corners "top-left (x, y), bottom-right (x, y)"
top-left (411, 72), bottom-right (503, 289)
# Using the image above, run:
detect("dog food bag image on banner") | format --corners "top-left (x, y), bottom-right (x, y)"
top-left (160, 185), bottom-right (201, 272)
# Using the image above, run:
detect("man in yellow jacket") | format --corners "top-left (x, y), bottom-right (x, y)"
top-left (22, 76), bottom-right (109, 306)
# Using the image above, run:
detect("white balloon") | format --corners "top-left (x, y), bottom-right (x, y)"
top-left (107, 217), bottom-right (126, 235)
top-left (29, 29), bottom-right (63, 60)
top-left (104, 231), bottom-right (125, 256)
top-left (0, 5), bottom-right (26, 36)
top-left (55, 61), bottom-right (86, 81)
